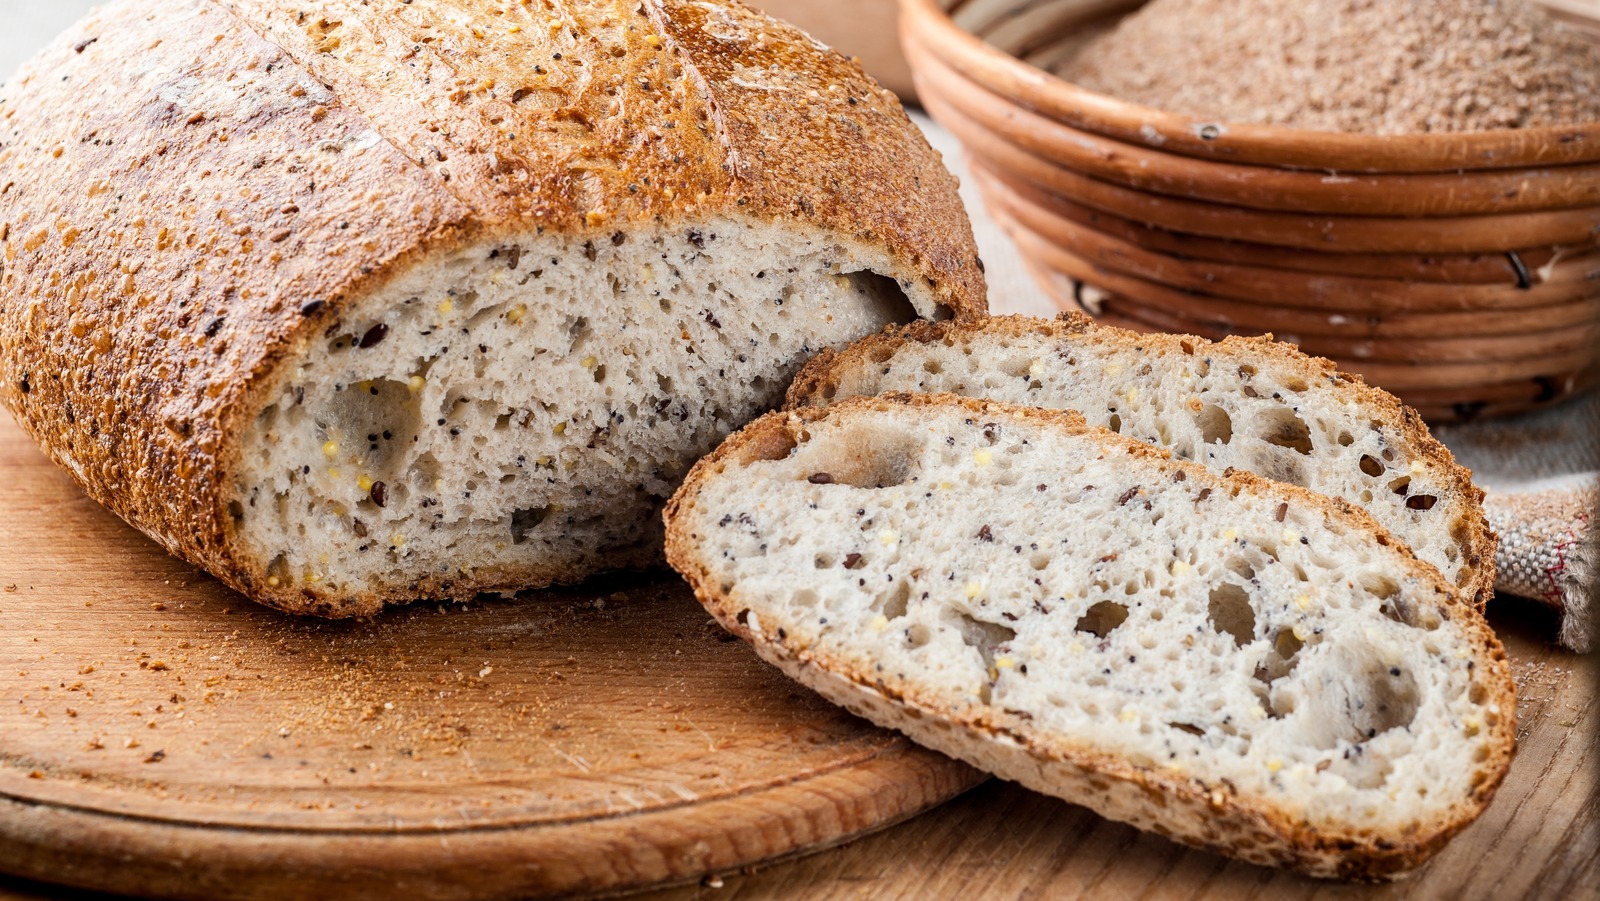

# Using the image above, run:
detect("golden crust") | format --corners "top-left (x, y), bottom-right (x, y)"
top-left (0, 0), bottom-right (984, 615)
top-left (784, 313), bottom-right (1497, 609)
top-left (663, 392), bottom-right (1518, 881)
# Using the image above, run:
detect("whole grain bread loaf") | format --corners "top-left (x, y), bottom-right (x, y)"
top-left (0, 0), bottom-right (984, 616)
top-left (664, 393), bottom-right (1516, 880)
top-left (788, 314), bottom-right (1495, 607)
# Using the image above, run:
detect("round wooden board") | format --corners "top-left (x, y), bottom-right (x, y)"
top-left (0, 413), bottom-right (983, 901)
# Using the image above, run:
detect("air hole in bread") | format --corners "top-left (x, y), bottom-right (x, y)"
top-left (1260, 407), bottom-right (1314, 456)
top-left (1388, 475), bottom-right (1412, 496)
top-left (1207, 583), bottom-right (1256, 646)
top-left (1359, 454), bottom-right (1385, 477)
top-left (266, 554), bottom-right (289, 585)
top-left (1075, 600), bottom-right (1129, 638)
top-left (1195, 403), bottom-right (1233, 446)
top-left (1275, 628), bottom-right (1305, 661)
top-left (922, 359), bottom-right (943, 376)
top-left (384, 480), bottom-right (411, 510)
top-left (1254, 632), bottom-right (1306, 719)
top-left (906, 622), bottom-right (931, 649)
top-left (1107, 411), bottom-right (1123, 433)
top-left (1362, 574), bottom-right (1402, 603)
top-left (1336, 431), bottom-right (1355, 447)
top-left (1411, 607), bottom-right (1442, 631)
top-left (793, 422), bottom-right (921, 488)
top-left (510, 506), bottom-right (552, 544)
top-left (1254, 454), bottom-right (1307, 488)
top-left (877, 579), bottom-right (912, 620)
top-left (842, 271), bottom-right (919, 329)
top-left (318, 378), bottom-right (423, 481)
top-left (999, 354), bottom-right (1033, 379)
top-left (1377, 593), bottom-right (1436, 631)
top-left (1225, 557), bottom-right (1256, 582)
top-left (1030, 552), bottom-right (1051, 571)
top-left (409, 448), bottom-right (442, 484)
top-left (953, 611), bottom-right (1015, 668)
top-left (738, 428), bottom-right (799, 465)
top-left (1293, 646), bottom-right (1420, 752)
top-left (1169, 722), bottom-right (1205, 737)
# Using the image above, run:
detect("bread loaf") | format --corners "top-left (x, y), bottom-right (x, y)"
top-left (788, 314), bottom-right (1495, 607)
top-left (0, 0), bottom-right (984, 616)
top-left (664, 393), bottom-right (1515, 880)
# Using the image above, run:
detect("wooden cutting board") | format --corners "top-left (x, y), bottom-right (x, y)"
top-left (0, 413), bottom-right (983, 900)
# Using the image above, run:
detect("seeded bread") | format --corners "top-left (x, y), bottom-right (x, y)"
top-left (787, 314), bottom-right (1495, 607)
top-left (663, 394), bottom-right (1516, 880)
top-left (0, 0), bottom-right (984, 617)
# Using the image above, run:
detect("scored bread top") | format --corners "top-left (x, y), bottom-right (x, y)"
top-left (786, 313), bottom-right (1496, 607)
top-left (0, 0), bottom-right (984, 586)
top-left (664, 393), bottom-right (1516, 880)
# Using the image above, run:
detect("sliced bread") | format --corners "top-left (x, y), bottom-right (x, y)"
top-left (786, 314), bottom-right (1496, 608)
top-left (663, 394), bottom-right (1515, 880)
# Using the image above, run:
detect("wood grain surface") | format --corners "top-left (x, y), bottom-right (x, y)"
top-left (0, 411), bottom-right (981, 900)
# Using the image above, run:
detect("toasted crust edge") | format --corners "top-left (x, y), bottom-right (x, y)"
top-left (663, 392), bottom-right (1517, 881)
top-left (783, 314), bottom-right (1497, 609)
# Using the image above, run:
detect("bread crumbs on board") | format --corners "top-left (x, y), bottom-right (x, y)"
top-left (1057, 0), bottom-right (1600, 134)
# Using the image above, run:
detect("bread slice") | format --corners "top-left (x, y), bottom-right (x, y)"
top-left (0, 0), bottom-right (985, 616)
top-left (787, 314), bottom-right (1495, 608)
top-left (664, 394), bottom-right (1515, 881)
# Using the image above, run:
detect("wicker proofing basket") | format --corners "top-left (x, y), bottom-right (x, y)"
top-left (904, 0), bottom-right (1600, 421)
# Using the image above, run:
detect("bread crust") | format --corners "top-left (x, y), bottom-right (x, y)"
top-left (785, 313), bottom-right (1497, 608)
top-left (663, 392), bottom-right (1518, 881)
top-left (0, 0), bottom-right (985, 615)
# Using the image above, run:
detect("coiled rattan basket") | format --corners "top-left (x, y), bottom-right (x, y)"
top-left (904, 0), bottom-right (1600, 421)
